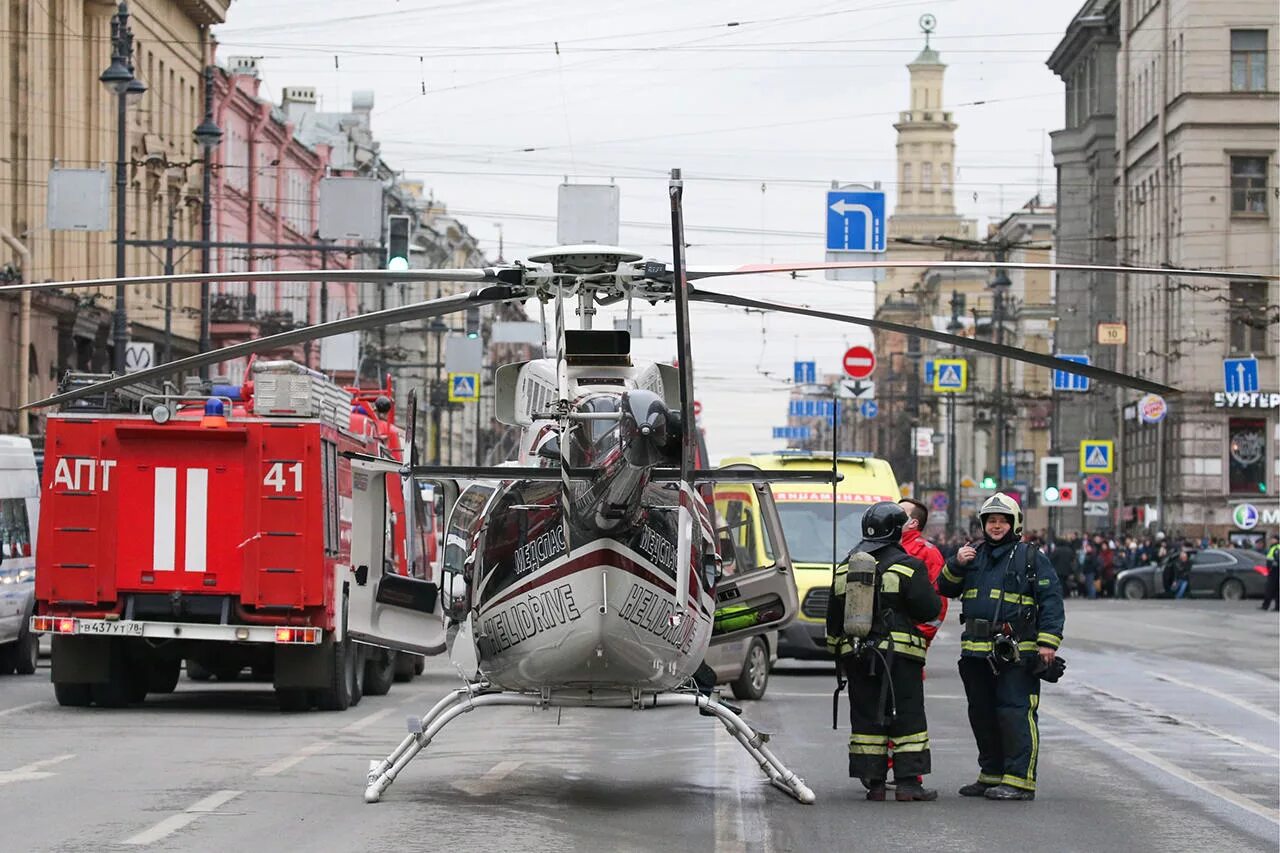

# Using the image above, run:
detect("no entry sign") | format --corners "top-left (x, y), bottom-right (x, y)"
top-left (843, 345), bottom-right (876, 380)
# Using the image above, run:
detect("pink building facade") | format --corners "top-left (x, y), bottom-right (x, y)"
top-left (208, 61), bottom-right (359, 383)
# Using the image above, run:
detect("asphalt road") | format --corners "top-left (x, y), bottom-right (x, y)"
top-left (1, 599), bottom-right (1276, 852)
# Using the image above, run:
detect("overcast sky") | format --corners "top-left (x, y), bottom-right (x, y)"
top-left (214, 0), bottom-right (1078, 461)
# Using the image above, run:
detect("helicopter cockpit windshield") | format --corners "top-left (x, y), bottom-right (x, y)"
top-left (567, 395), bottom-right (622, 467)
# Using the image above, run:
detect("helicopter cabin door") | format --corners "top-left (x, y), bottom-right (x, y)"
top-left (707, 467), bottom-right (800, 646)
top-left (346, 457), bottom-right (453, 656)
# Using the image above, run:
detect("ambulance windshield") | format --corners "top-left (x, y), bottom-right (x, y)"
top-left (773, 501), bottom-right (867, 564)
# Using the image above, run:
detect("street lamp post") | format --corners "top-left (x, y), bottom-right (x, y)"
top-left (194, 65), bottom-right (222, 373)
top-left (947, 290), bottom-right (965, 535)
top-left (100, 2), bottom-right (144, 374)
top-left (989, 256), bottom-right (1012, 488)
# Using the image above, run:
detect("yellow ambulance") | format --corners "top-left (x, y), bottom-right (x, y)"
top-left (714, 451), bottom-right (901, 660)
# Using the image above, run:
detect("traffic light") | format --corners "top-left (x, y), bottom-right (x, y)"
top-left (386, 214), bottom-right (411, 271)
top-left (465, 306), bottom-right (480, 339)
top-left (980, 475), bottom-right (997, 490)
top-left (1039, 456), bottom-right (1077, 506)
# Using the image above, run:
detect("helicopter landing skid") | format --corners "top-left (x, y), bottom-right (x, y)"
top-left (363, 685), bottom-right (815, 805)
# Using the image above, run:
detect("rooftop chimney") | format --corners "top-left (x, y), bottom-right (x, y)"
top-left (281, 86), bottom-right (317, 123)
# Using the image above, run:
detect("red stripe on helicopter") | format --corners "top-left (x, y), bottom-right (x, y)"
top-left (485, 544), bottom-right (712, 619)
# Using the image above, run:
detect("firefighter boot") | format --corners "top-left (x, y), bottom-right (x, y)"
top-left (984, 784), bottom-right (1035, 801)
top-left (895, 782), bottom-right (938, 801)
top-left (863, 779), bottom-right (887, 801)
top-left (958, 781), bottom-right (997, 797)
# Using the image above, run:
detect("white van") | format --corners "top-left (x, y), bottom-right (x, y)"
top-left (0, 436), bottom-right (39, 674)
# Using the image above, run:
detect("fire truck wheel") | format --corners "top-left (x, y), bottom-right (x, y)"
top-left (316, 638), bottom-right (357, 711)
top-left (350, 643), bottom-right (365, 706)
top-left (147, 658), bottom-right (181, 694)
top-left (393, 652), bottom-right (418, 683)
top-left (363, 649), bottom-right (396, 696)
top-left (186, 659), bottom-right (214, 681)
top-left (91, 672), bottom-right (134, 708)
top-left (54, 682), bottom-right (92, 707)
top-left (0, 643), bottom-right (16, 675)
top-left (275, 687), bottom-right (311, 712)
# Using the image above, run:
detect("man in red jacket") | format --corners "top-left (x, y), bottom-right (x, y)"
top-left (899, 499), bottom-right (948, 644)
top-left (890, 498), bottom-right (948, 790)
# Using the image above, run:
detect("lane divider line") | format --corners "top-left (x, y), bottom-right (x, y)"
top-left (1075, 680), bottom-right (1277, 758)
top-left (1046, 705), bottom-right (1280, 826)
top-left (451, 759), bottom-right (523, 796)
top-left (1145, 671), bottom-right (1280, 723)
top-left (0, 701), bottom-right (44, 718)
top-left (0, 753), bottom-right (75, 786)
top-left (342, 707), bottom-right (395, 734)
top-left (254, 741), bottom-right (330, 777)
top-left (121, 789), bottom-right (243, 846)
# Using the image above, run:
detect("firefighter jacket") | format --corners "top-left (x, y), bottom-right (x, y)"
top-left (937, 538), bottom-right (1065, 659)
top-left (825, 543), bottom-right (942, 664)
top-left (901, 528), bottom-right (948, 644)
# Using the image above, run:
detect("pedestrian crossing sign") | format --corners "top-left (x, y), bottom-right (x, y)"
top-left (448, 373), bottom-right (480, 403)
top-left (1080, 440), bottom-right (1114, 474)
top-left (932, 358), bottom-right (967, 393)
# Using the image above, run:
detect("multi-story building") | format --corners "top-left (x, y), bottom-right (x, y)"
top-left (1108, 0), bottom-right (1277, 543)
top-left (207, 59), bottom-right (358, 384)
top-left (1048, 1), bottom-right (1123, 535)
top-left (0, 0), bottom-right (231, 435)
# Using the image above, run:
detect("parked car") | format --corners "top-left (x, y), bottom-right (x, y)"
top-left (1116, 548), bottom-right (1269, 600)
top-left (702, 631), bottom-right (777, 701)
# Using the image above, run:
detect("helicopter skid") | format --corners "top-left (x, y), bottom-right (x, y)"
top-left (363, 684), bottom-right (815, 805)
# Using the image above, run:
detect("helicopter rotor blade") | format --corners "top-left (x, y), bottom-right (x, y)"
top-left (668, 168), bottom-right (697, 620)
top-left (25, 284), bottom-right (527, 410)
top-left (680, 258), bottom-right (1277, 283)
top-left (0, 266), bottom-right (527, 296)
top-left (689, 287), bottom-right (1179, 397)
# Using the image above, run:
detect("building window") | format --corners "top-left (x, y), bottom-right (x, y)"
top-left (1229, 281), bottom-right (1272, 353)
top-left (922, 162), bottom-right (933, 187)
top-left (1230, 30), bottom-right (1267, 92)
top-left (1228, 418), bottom-right (1267, 495)
top-left (1230, 156), bottom-right (1267, 214)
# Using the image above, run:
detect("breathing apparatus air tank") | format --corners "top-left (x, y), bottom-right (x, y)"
top-left (843, 550), bottom-right (878, 638)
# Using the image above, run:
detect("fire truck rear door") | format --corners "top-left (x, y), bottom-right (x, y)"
top-left (347, 457), bottom-right (454, 656)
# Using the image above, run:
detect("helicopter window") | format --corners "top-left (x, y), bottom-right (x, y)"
top-left (568, 396), bottom-right (621, 467)
top-left (442, 484), bottom-right (496, 582)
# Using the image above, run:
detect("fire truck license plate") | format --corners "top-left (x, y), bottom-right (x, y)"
top-left (77, 620), bottom-right (145, 636)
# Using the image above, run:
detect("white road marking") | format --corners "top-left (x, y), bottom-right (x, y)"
top-left (451, 760), bottom-right (523, 796)
top-left (1075, 680), bottom-right (1277, 758)
top-left (769, 690), bottom-right (964, 699)
top-left (1146, 671), bottom-right (1280, 723)
top-left (0, 701), bottom-right (44, 717)
top-left (0, 754), bottom-right (74, 785)
top-left (121, 789), bottom-right (243, 846)
top-left (1122, 619), bottom-right (1213, 639)
top-left (342, 707), bottom-right (395, 734)
top-left (1047, 705), bottom-right (1280, 826)
top-left (254, 741), bottom-right (329, 777)
top-left (713, 722), bottom-right (746, 853)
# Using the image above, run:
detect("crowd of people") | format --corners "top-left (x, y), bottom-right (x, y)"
top-left (929, 529), bottom-right (1259, 600)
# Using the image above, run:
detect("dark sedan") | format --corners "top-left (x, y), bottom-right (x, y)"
top-left (1116, 549), bottom-right (1270, 600)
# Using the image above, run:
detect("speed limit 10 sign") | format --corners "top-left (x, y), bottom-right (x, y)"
top-left (1097, 322), bottom-right (1127, 346)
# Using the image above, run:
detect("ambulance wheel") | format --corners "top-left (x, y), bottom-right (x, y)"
top-left (414, 656), bottom-right (426, 675)
top-left (276, 687), bottom-right (311, 712)
top-left (316, 638), bottom-right (357, 711)
top-left (54, 682), bottom-right (93, 707)
top-left (15, 622), bottom-right (39, 675)
top-left (147, 658), bottom-right (181, 694)
top-left (731, 638), bottom-right (770, 701)
top-left (363, 649), bottom-right (396, 696)
top-left (186, 659), bottom-right (213, 681)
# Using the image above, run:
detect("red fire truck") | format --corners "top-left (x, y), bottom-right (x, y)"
top-left (31, 360), bottom-right (440, 710)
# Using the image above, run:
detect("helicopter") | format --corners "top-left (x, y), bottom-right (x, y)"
top-left (8, 169), bottom-right (1275, 805)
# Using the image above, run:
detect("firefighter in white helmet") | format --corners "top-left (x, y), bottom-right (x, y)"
top-left (938, 493), bottom-right (1065, 801)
